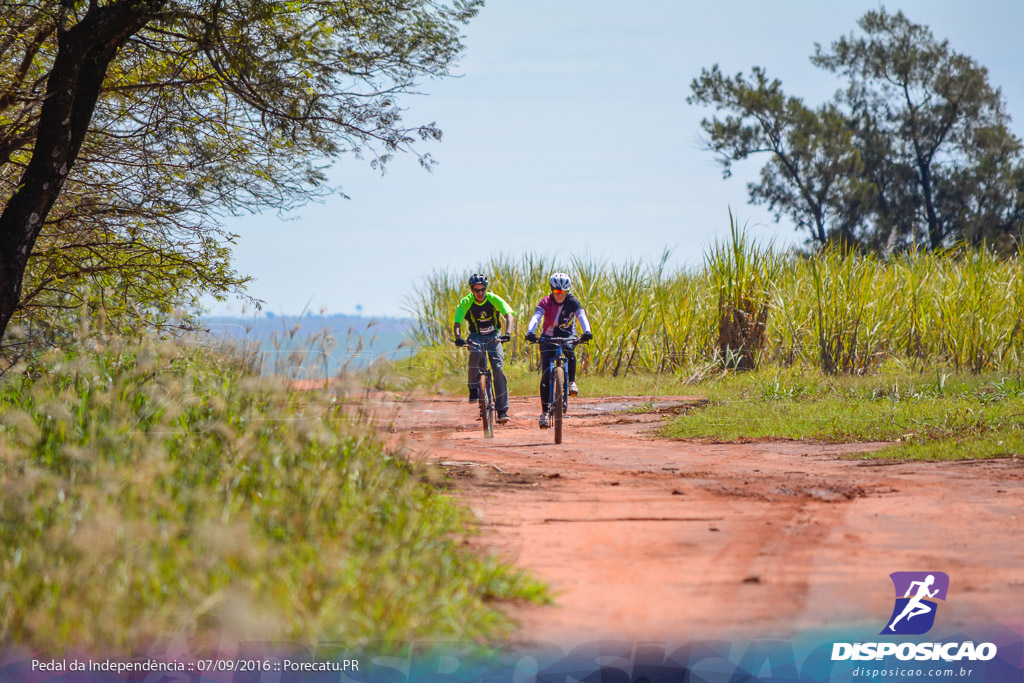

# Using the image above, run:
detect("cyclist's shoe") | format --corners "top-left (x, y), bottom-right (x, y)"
top-left (496, 412), bottom-right (510, 424)
top-left (539, 413), bottom-right (550, 429)
top-left (568, 381), bottom-right (579, 396)
top-left (468, 389), bottom-right (479, 402)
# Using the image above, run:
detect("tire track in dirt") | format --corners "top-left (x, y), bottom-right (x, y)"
top-left (376, 394), bottom-right (1024, 645)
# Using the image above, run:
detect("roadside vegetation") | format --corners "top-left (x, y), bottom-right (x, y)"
top-left (407, 349), bottom-right (1024, 462)
top-left (408, 232), bottom-right (1024, 378)
top-left (0, 322), bottom-right (545, 652)
top-left (660, 366), bottom-right (1024, 461)
top-left (405, 217), bottom-right (1024, 462)
top-left (2, 1), bottom-right (1021, 656)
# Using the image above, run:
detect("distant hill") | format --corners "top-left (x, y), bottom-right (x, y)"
top-left (200, 313), bottom-right (414, 376)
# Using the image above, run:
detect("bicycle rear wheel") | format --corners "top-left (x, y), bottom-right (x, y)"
top-left (552, 366), bottom-right (564, 444)
top-left (479, 373), bottom-right (494, 438)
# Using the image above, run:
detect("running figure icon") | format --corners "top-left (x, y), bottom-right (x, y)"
top-left (888, 574), bottom-right (938, 631)
top-left (882, 571), bottom-right (949, 635)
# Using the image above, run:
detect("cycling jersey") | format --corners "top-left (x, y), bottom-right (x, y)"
top-left (454, 292), bottom-right (513, 336)
top-left (526, 293), bottom-right (591, 338)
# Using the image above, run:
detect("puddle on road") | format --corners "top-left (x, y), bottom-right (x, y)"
top-left (573, 399), bottom-right (690, 415)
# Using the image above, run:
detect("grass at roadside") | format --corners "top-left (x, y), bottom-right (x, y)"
top-left (0, 331), bottom-right (546, 652)
top-left (661, 365), bottom-right (1024, 461)
top-left (398, 346), bottom-right (1024, 461)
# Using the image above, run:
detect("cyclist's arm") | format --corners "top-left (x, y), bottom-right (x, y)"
top-left (575, 307), bottom-right (592, 335)
top-left (525, 305), bottom-right (544, 335)
top-left (452, 295), bottom-right (472, 340)
top-left (504, 312), bottom-right (515, 336)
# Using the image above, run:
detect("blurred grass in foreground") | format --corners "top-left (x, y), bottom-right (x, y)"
top-left (0, 326), bottom-right (545, 652)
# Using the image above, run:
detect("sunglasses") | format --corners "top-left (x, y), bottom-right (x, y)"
top-left (552, 289), bottom-right (566, 295)
top-left (472, 287), bottom-right (487, 293)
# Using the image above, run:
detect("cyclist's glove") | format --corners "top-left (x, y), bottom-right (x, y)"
top-left (454, 337), bottom-right (466, 347)
top-left (525, 332), bottom-right (538, 343)
top-left (498, 333), bottom-right (511, 343)
top-left (579, 331), bottom-right (593, 343)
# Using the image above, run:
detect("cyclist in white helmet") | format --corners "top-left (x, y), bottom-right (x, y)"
top-left (524, 272), bottom-right (593, 429)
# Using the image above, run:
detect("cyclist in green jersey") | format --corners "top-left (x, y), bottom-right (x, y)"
top-left (453, 273), bottom-right (514, 423)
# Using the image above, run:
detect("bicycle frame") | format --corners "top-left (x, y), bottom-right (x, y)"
top-left (532, 335), bottom-right (580, 444)
top-left (464, 337), bottom-right (505, 438)
top-left (541, 338), bottom-right (575, 411)
top-left (464, 339), bottom-right (499, 391)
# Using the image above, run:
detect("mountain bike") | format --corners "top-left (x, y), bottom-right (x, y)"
top-left (529, 335), bottom-right (584, 444)
top-left (462, 336), bottom-right (508, 438)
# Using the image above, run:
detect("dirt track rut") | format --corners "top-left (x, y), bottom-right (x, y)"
top-left (380, 394), bottom-right (1024, 646)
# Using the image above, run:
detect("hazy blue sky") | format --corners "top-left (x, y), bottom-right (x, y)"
top-left (204, 1), bottom-right (1024, 319)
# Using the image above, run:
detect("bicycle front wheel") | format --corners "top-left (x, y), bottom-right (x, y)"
top-left (479, 373), bottom-right (494, 438)
top-left (552, 366), bottom-right (564, 444)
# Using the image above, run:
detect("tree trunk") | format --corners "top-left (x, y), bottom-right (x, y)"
top-left (0, 1), bottom-right (159, 344)
top-left (917, 157), bottom-right (944, 249)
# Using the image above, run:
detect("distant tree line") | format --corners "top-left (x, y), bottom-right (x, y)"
top-left (688, 8), bottom-right (1024, 253)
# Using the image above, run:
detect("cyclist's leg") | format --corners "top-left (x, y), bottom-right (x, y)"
top-left (565, 346), bottom-right (579, 396)
top-left (487, 340), bottom-right (509, 414)
top-left (466, 358), bottom-right (481, 400)
top-left (467, 334), bottom-right (485, 399)
top-left (539, 343), bottom-right (555, 412)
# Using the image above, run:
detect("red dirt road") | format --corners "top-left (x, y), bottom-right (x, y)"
top-left (383, 394), bottom-right (1024, 646)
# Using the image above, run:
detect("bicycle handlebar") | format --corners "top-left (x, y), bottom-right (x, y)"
top-left (528, 335), bottom-right (584, 347)
top-left (460, 337), bottom-right (510, 352)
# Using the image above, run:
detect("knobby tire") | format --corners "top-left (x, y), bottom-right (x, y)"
top-left (479, 373), bottom-right (494, 438)
top-left (553, 366), bottom-right (564, 444)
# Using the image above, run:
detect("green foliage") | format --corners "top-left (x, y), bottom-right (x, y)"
top-left (407, 232), bottom-right (1024, 378)
top-left (688, 67), bottom-right (869, 246)
top-left (806, 247), bottom-right (885, 373)
top-left (0, 0), bottom-right (481, 347)
top-left (706, 211), bottom-right (781, 369)
top-left (660, 365), bottom-right (1024, 461)
top-left (0, 328), bottom-right (545, 651)
top-left (5, 229), bottom-right (248, 363)
top-left (689, 8), bottom-right (1024, 251)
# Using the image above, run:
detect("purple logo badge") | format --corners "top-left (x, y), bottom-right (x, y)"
top-left (881, 571), bottom-right (950, 635)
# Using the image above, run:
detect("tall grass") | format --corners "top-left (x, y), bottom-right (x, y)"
top-left (0, 324), bottom-right (544, 651)
top-left (705, 213), bottom-right (781, 370)
top-left (806, 248), bottom-right (885, 373)
top-left (406, 229), bottom-right (1024, 377)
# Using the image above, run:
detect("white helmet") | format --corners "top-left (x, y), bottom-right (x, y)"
top-left (549, 272), bottom-right (571, 291)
